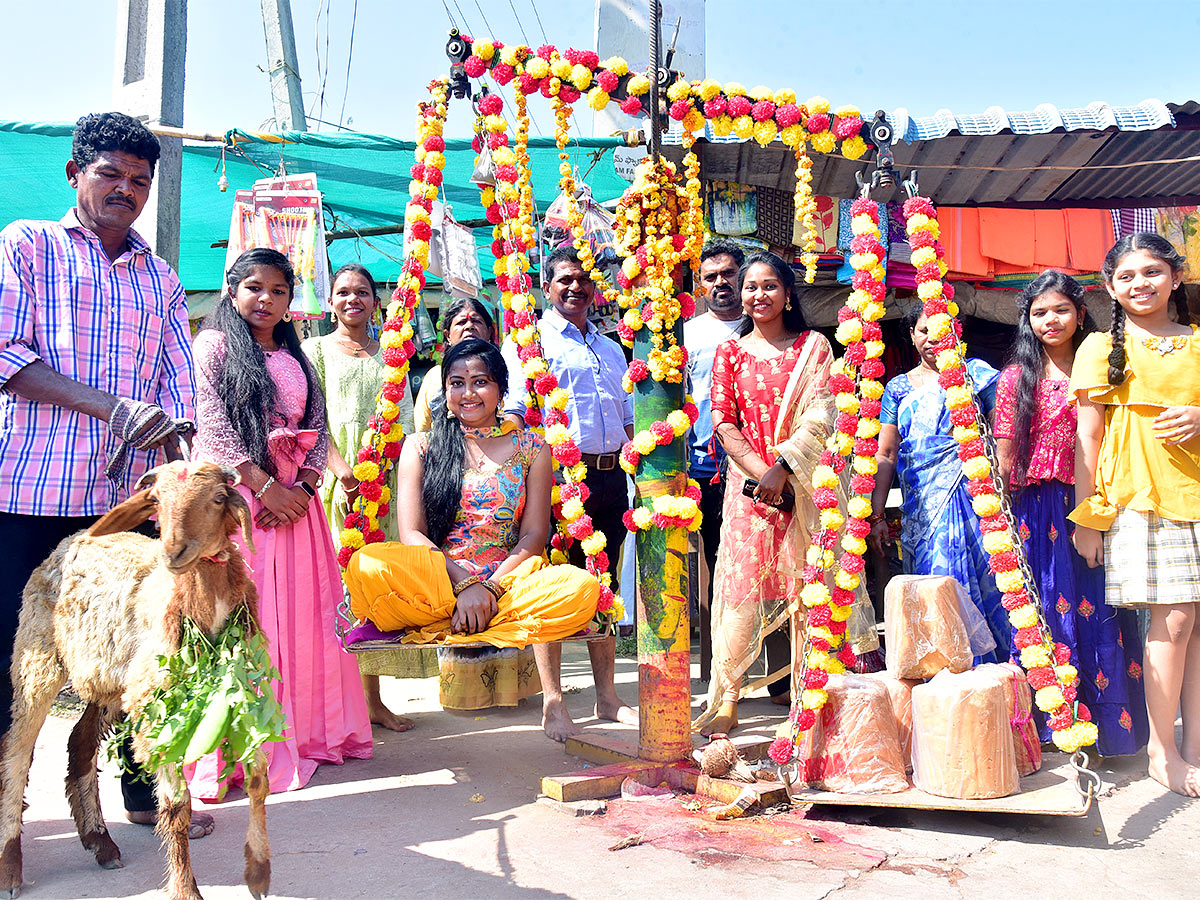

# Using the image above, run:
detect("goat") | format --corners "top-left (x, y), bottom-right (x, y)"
top-left (0, 461), bottom-right (271, 900)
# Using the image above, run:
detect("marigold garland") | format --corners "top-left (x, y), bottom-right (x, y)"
top-left (903, 195), bottom-right (1097, 755)
top-left (337, 79), bottom-right (445, 568)
top-left (770, 199), bottom-right (888, 760)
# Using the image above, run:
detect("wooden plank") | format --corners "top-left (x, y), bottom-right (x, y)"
top-left (564, 733), bottom-right (642, 766)
top-left (789, 760), bottom-right (1091, 817)
top-left (541, 760), bottom-right (670, 803)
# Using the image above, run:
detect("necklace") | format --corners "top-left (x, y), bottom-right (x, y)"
top-left (462, 424), bottom-right (506, 439)
top-left (1141, 333), bottom-right (1190, 356)
top-left (335, 333), bottom-right (376, 356)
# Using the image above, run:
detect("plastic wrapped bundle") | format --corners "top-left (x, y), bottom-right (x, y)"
top-left (865, 672), bottom-right (921, 771)
top-left (797, 673), bottom-right (909, 794)
top-left (911, 668), bottom-right (1020, 799)
top-left (884, 575), bottom-right (997, 680)
top-left (982, 662), bottom-right (1042, 776)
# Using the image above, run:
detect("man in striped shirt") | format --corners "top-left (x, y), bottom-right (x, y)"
top-left (0, 113), bottom-right (203, 834)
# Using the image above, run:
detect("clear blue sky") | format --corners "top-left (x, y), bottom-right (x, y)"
top-left (4, 0), bottom-right (1198, 137)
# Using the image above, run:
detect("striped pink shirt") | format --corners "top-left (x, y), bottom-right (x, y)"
top-left (0, 210), bottom-right (195, 516)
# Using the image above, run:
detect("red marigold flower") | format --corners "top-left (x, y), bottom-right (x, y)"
top-left (839, 552), bottom-right (866, 574)
top-left (796, 708), bottom-right (816, 730)
top-left (933, 334), bottom-right (957, 353)
top-left (726, 95), bottom-right (752, 118)
top-left (1026, 666), bottom-right (1056, 689)
top-left (1076, 703), bottom-right (1092, 722)
top-left (924, 299), bottom-right (948, 317)
top-left (679, 293), bottom-right (696, 317)
top-left (337, 545), bottom-right (356, 568)
top-left (559, 85), bottom-right (581, 104)
top-left (957, 438), bottom-right (984, 461)
top-left (593, 551), bottom-right (609, 573)
top-left (518, 73), bottom-right (541, 95)
top-left (620, 95), bottom-right (643, 116)
top-left (626, 359), bottom-right (650, 382)
top-left (484, 204), bottom-right (503, 225)
top-left (828, 373), bottom-right (855, 394)
top-left (1048, 706), bottom-right (1074, 731)
top-left (806, 112), bottom-right (830, 133)
top-left (554, 442), bottom-right (582, 467)
top-left (566, 515), bottom-right (593, 541)
top-left (1063, 684), bottom-right (1078, 703)
top-left (850, 473), bottom-right (875, 495)
top-left (1001, 589), bottom-right (1031, 611)
top-left (833, 114), bottom-right (862, 140)
top-left (359, 480), bottom-right (383, 502)
top-left (544, 408), bottom-right (567, 427)
top-left (939, 369), bottom-right (966, 391)
top-left (523, 407), bottom-right (543, 427)
top-left (949, 408), bottom-right (975, 429)
top-left (464, 55), bottom-right (488, 78)
top-left (805, 668), bottom-right (829, 689)
top-left (682, 401), bottom-right (699, 422)
top-left (382, 347), bottom-right (406, 367)
top-left (861, 359), bottom-right (885, 379)
top-left (989, 551), bottom-right (1020, 574)
top-left (536, 43), bottom-right (555, 60)
top-left (650, 512), bottom-right (670, 529)
top-left (903, 197), bottom-right (936, 219)
top-left (751, 99), bottom-right (776, 122)
top-left (494, 164), bottom-right (519, 183)
top-left (622, 509), bottom-right (639, 531)
top-left (829, 587), bottom-right (853, 608)
top-left (808, 606), bottom-right (832, 628)
top-left (837, 307), bottom-right (856, 324)
top-left (966, 479), bottom-right (994, 497)
top-left (533, 372), bottom-right (559, 395)
top-left (364, 528), bottom-right (384, 544)
top-left (980, 515), bottom-right (1009, 533)
top-left (1054, 642), bottom-right (1072, 665)
top-left (818, 530), bottom-right (839, 550)
top-left (382, 441), bottom-right (402, 460)
top-left (596, 587), bottom-right (614, 612)
top-left (944, 282), bottom-right (956, 301)
top-left (849, 199), bottom-right (876, 219)
top-left (491, 63), bottom-right (515, 85)
top-left (650, 421), bottom-right (675, 445)
top-left (596, 69), bottom-right (619, 93)
top-left (812, 487), bottom-right (839, 509)
top-left (702, 97), bottom-right (727, 118)
top-left (854, 438), bottom-right (879, 457)
top-left (859, 398), bottom-right (882, 419)
top-left (579, 50), bottom-right (599, 69)
top-left (837, 644), bottom-right (857, 668)
top-left (835, 412), bottom-right (858, 435)
top-left (845, 517), bottom-right (872, 538)
top-left (861, 322), bottom-right (882, 342)
top-left (768, 737), bottom-right (795, 764)
top-left (775, 103), bottom-right (801, 127)
top-left (843, 343), bottom-right (866, 366)
top-left (811, 637), bottom-right (830, 652)
top-left (617, 322), bottom-right (635, 343)
top-left (828, 619), bottom-right (847, 636)
top-left (669, 99), bottom-right (691, 121)
top-left (802, 564), bottom-right (821, 583)
top-left (908, 230), bottom-right (935, 251)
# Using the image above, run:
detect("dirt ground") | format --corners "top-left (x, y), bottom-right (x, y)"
top-left (12, 644), bottom-right (1199, 900)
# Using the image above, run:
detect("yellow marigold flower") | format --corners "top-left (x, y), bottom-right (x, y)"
top-left (1008, 604), bottom-right (1037, 630)
top-left (813, 465), bottom-right (839, 489)
top-left (474, 41), bottom-right (495, 61)
top-left (667, 410), bottom-right (691, 436)
top-left (379, 330), bottom-right (402, 350)
top-left (733, 115), bottom-right (754, 139)
top-left (588, 88), bottom-right (610, 110)
top-left (567, 463), bottom-right (588, 482)
top-left (847, 496), bottom-right (873, 520)
top-left (860, 378), bottom-right (884, 400)
top-left (340, 528), bottom-right (365, 550)
top-left (809, 625), bottom-right (834, 645)
top-left (570, 64), bottom-right (592, 89)
top-left (836, 393), bottom-right (860, 415)
top-left (917, 280), bottom-right (944, 302)
top-left (806, 95), bottom-right (830, 114)
top-left (973, 493), bottom-right (1003, 519)
top-left (962, 456), bottom-right (992, 481)
top-left (811, 131), bottom-right (836, 153)
top-left (807, 648), bottom-right (833, 670)
top-left (560, 498), bottom-right (585, 521)
top-left (983, 531), bottom-right (1014, 554)
top-left (926, 313), bottom-right (952, 341)
top-left (492, 147), bottom-right (516, 167)
top-left (779, 124), bottom-right (808, 148)
top-left (944, 385), bottom-right (973, 410)
top-left (521, 357), bottom-right (548, 379)
top-left (852, 455), bottom-right (878, 476)
top-left (697, 78), bottom-right (722, 101)
top-left (711, 114), bottom-right (734, 137)
top-left (842, 534), bottom-right (867, 556)
top-left (547, 388), bottom-right (570, 410)
top-left (910, 246), bottom-right (937, 267)
top-left (995, 570), bottom-right (1024, 594)
top-left (752, 120), bottom-right (778, 147)
top-left (543, 424), bottom-right (571, 446)
top-left (362, 500), bottom-right (380, 521)
top-left (500, 46), bottom-right (522, 66)
top-left (723, 81), bottom-right (746, 97)
top-left (581, 532), bottom-right (607, 556)
top-left (633, 431), bottom-right (658, 455)
top-left (1035, 686), bottom-right (1066, 713)
top-left (841, 136), bottom-right (868, 160)
top-left (682, 109), bottom-right (706, 133)
top-left (551, 485), bottom-right (562, 505)
top-left (937, 350), bottom-right (964, 372)
top-left (407, 204), bottom-right (431, 224)
top-left (774, 88), bottom-right (797, 105)
top-left (525, 57), bottom-right (550, 79)
top-left (834, 570), bottom-right (860, 590)
top-left (834, 432), bottom-right (855, 455)
top-left (666, 79), bottom-right (691, 102)
top-left (600, 56), bottom-right (628, 76)
top-left (1052, 721), bottom-right (1098, 753)
top-left (835, 319), bottom-right (864, 345)
top-left (806, 546), bottom-right (834, 568)
top-left (379, 400), bottom-right (400, 422)
top-left (610, 597), bottom-right (626, 622)
top-left (820, 508), bottom-right (845, 531)
top-left (829, 602), bottom-right (854, 622)
top-left (856, 418), bottom-right (881, 439)
top-left (801, 689), bottom-right (828, 709)
top-left (1020, 644), bottom-right (1052, 669)
top-left (549, 548), bottom-right (569, 565)
top-left (353, 461), bottom-right (380, 483)
top-left (627, 74), bottom-right (651, 95)
top-left (632, 507), bottom-right (653, 529)
top-left (1055, 664), bottom-right (1079, 686)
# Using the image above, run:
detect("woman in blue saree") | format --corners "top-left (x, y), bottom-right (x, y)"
top-left (867, 305), bottom-right (1009, 658)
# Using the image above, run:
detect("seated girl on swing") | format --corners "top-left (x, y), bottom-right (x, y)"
top-left (344, 338), bottom-right (601, 645)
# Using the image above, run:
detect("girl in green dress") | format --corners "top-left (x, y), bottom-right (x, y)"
top-left (302, 264), bottom-right (435, 732)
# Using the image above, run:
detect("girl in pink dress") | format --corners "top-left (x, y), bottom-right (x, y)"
top-left (189, 248), bottom-right (372, 799)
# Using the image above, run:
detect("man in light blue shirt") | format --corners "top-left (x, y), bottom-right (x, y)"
top-left (501, 247), bottom-right (637, 742)
top-left (684, 239), bottom-right (744, 681)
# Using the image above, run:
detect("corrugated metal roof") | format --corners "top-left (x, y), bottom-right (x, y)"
top-left (663, 99), bottom-right (1200, 209)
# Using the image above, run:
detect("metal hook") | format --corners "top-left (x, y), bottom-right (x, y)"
top-left (902, 169), bottom-right (921, 199)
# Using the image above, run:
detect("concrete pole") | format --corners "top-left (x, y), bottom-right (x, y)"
top-left (112, 0), bottom-right (187, 268)
top-left (260, 0), bottom-right (308, 132)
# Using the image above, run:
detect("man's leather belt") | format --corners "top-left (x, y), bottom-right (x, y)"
top-left (580, 452), bottom-right (619, 471)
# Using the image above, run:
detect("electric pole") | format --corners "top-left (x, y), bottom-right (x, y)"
top-left (261, 0), bottom-right (308, 132)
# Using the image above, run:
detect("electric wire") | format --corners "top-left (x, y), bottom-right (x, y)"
top-left (337, 0), bottom-right (360, 129)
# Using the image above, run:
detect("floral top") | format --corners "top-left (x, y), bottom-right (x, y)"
top-left (420, 423), bottom-right (544, 578)
top-left (193, 330), bottom-right (328, 483)
top-left (711, 332), bottom-right (833, 465)
top-left (993, 365), bottom-right (1076, 488)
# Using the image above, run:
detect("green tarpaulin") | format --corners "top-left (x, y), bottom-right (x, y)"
top-left (2, 122), bottom-right (629, 291)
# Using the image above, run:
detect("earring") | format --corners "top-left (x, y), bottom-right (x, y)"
top-left (283, 311), bottom-right (292, 323)
top-left (785, 298), bottom-right (793, 311)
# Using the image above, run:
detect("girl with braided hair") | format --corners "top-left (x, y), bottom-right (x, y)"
top-left (1070, 233), bottom-right (1200, 795)
top-left (995, 271), bottom-right (1146, 756)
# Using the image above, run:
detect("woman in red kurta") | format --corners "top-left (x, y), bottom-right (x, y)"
top-left (697, 252), bottom-right (836, 735)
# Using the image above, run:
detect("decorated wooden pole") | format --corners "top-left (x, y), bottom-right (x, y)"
top-left (632, 317), bottom-right (692, 763)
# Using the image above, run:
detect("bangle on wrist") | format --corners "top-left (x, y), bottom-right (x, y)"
top-left (866, 511), bottom-right (885, 524)
top-left (452, 575), bottom-right (484, 597)
top-left (480, 579), bottom-right (505, 600)
top-left (254, 476), bottom-right (276, 500)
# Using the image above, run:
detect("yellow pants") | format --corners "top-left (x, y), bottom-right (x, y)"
top-left (344, 544), bottom-right (599, 648)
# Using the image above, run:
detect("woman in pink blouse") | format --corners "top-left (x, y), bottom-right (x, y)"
top-left (189, 248), bottom-right (372, 799)
top-left (995, 270), bottom-right (1146, 755)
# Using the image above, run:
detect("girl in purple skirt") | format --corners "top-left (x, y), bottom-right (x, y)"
top-left (995, 270), bottom-right (1148, 756)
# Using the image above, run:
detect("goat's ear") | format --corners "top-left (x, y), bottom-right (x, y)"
top-left (219, 465), bottom-right (242, 487)
top-left (135, 466), bottom-right (164, 492)
top-left (224, 487), bottom-right (256, 555)
top-left (88, 489), bottom-right (157, 537)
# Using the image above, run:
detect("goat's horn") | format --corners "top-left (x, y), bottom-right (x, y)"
top-left (220, 465), bottom-right (242, 487)
top-left (135, 466), bottom-right (165, 491)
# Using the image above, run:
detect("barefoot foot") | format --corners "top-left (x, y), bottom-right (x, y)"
top-left (770, 693), bottom-right (791, 706)
top-left (368, 703), bottom-right (414, 733)
top-left (596, 698), bottom-right (638, 726)
top-left (126, 810), bottom-right (215, 840)
top-left (542, 697), bottom-right (582, 743)
top-left (1148, 755), bottom-right (1200, 797)
top-left (701, 701), bottom-right (738, 736)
